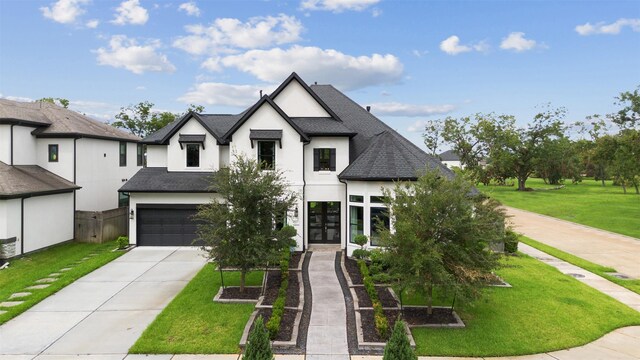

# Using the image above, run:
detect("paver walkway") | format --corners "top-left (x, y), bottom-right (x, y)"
top-left (0, 247), bottom-right (207, 359)
top-left (520, 243), bottom-right (640, 312)
top-left (505, 206), bottom-right (640, 278)
top-left (306, 249), bottom-right (349, 360)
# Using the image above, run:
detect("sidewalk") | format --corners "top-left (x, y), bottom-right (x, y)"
top-left (505, 206), bottom-right (640, 278)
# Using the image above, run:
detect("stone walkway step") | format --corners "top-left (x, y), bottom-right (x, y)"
top-left (0, 301), bottom-right (23, 307)
top-left (520, 243), bottom-right (640, 312)
top-left (9, 292), bottom-right (31, 300)
top-left (25, 284), bottom-right (50, 290)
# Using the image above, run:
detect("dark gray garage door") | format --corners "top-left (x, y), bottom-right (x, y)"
top-left (137, 205), bottom-right (203, 246)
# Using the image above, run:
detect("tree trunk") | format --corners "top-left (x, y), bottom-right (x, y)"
top-left (622, 184), bottom-right (627, 194)
top-left (517, 177), bottom-right (527, 191)
top-left (426, 284), bottom-right (433, 315)
top-left (240, 270), bottom-right (246, 293)
top-left (635, 184), bottom-right (639, 194)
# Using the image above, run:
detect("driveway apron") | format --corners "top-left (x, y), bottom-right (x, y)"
top-left (0, 247), bottom-right (207, 357)
top-left (306, 250), bottom-right (349, 360)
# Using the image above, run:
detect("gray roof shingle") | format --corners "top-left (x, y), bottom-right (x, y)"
top-left (0, 161), bottom-right (80, 199)
top-left (119, 167), bottom-right (215, 193)
top-left (249, 129), bottom-right (283, 140)
top-left (439, 150), bottom-right (460, 161)
top-left (0, 99), bottom-right (139, 141)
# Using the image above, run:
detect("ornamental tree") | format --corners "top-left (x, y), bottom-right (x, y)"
top-left (196, 154), bottom-right (297, 292)
top-left (380, 169), bottom-right (505, 314)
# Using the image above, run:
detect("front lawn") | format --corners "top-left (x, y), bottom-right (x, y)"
top-left (0, 240), bottom-right (124, 325)
top-left (129, 265), bottom-right (263, 354)
top-left (482, 178), bottom-right (640, 239)
top-left (410, 254), bottom-right (640, 357)
top-left (520, 236), bottom-right (640, 295)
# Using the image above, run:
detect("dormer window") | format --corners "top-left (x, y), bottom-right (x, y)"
top-left (186, 144), bottom-right (200, 168)
top-left (314, 148), bottom-right (336, 171)
top-left (258, 141), bottom-right (276, 170)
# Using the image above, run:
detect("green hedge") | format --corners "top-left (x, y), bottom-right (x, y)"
top-left (266, 250), bottom-right (290, 339)
top-left (358, 259), bottom-right (389, 338)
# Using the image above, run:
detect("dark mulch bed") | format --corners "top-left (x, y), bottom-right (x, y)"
top-left (344, 255), bottom-right (363, 285)
top-left (255, 308), bottom-right (298, 342)
top-left (290, 252), bottom-right (303, 269)
top-left (219, 286), bottom-right (261, 300)
top-left (401, 306), bottom-right (460, 326)
top-left (354, 286), bottom-right (398, 308)
top-left (359, 309), bottom-right (399, 343)
top-left (261, 270), bottom-right (300, 308)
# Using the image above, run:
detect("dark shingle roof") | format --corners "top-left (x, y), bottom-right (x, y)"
top-left (0, 99), bottom-right (139, 141)
top-left (0, 161), bottom-right (80, 199)
top-left (439, 150), bottom-right (460, 161)
top-left (290, 117), bottom-right (355, 136)
top-left (119, 167), bottom-right (215, 193)
top-left (250, 129), bottom-right (283, 140)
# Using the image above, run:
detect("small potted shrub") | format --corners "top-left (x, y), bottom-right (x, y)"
top-left (352, 234), bottom-right (370, 260)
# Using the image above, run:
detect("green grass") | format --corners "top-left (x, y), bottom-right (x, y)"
top-left (482, 178), bottom-right (640, 239)
top-left (0, 240), bottom-right (124, 325)
top-left (411, 254), bottom-right (640, 357)
top-left (130, 265), bottom-right (264, 354)
top-left (520, 236), bottom-right (640, 295)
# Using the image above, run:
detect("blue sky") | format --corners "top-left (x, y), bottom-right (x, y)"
top-left (1, 0), bottom-right (639, 149)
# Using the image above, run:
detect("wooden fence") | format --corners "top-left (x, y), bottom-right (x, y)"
top-left (75, 207), bottom-right (127, 243)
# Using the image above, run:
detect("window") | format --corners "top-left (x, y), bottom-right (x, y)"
top-left (136, 144), bottom-right (144, 166)
top-left (313, 148), bottom-right (336, 171)
top-left (118, 192), bottom-right (129, 208)
top-left (370, 195), bottom-right (387, 204)
top-left (258, 141), bottom-right (276, 170)
top-left (370, 207), bottom-right (389, 246)
top-left (349, 206), bottom-right (364, 243)
top-left (349, 195), bottom-right (363, 203)
top-left (119, 142), bottom-right (127, 167)
top-left (48, 144), bottom-right (58, 162)
top-left (186, 143), bottom-right (200, 167)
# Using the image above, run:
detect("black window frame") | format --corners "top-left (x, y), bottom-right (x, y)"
top-left (349, 205), bottom-right (364, 244)
top-left (119, 142), bottom-right (127, 167)
top-left (118, 192), bottom-right (129, 208)
top-left (349, 195), bottom-right (364, 203)
top-left (48, 144), bottom-right (59, 162)
top-left (370, 207), bottom-right (390, 246)
top-left (136, 143), bottom-right (144, 167)
top-left (258, 141), bottom-right (276, 170)
top-left (186, 143), bottom-right (200, 168)
top-left (313, 148), bottom-right (336, 171)
top-left (370, 195), bottom-right (387, 204)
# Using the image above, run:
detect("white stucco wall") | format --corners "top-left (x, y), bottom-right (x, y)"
top-left (442, 160), bottom-right (463, 169)
top-left (219, 145), bottom-right (230, 168)
top-left (76, 139), bottom-right (141, 211)
top-left (230, 103), bottom-right (304, 186)
top-left (0, 125), bottom-right (11, 164)
top-left (36, 138), bottom-right (75, 182)
top-left (273, 80), bottom-right (331, 117)
top-left (167, 118), bottom-right (218, 171)
top-left (23, 192), bottom-right (74, 253)
top-left (12, 125), bottom-right (38, 165)
top-left (146, 145), bottom-right (167, 168)
top-left (304, 137), bottom-right (350, 185)
top-left (345, 180), bottom-right (396, 256)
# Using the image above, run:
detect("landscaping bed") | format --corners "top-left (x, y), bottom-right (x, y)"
top-left (344, 255), bottom-right (363, 285)
top-left (353, 286), bottom-right (397, 308)
top-left (253, 308), bottom-right (299, 342)
top-left (261, 270), bottom-right (300, 308)
top-left (402, 307), bottom-right (463, 327)
top-left (359, 309), bottom-right (400, 343)
top-left (290, 252), bottom-right (303, 270)
top-left (218, 286), bottom-right (262, 301)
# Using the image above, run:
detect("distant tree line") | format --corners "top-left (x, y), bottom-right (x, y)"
top-left (424, 86), bottom-right (640, 194)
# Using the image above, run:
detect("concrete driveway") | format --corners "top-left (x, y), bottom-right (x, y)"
top-left (0, 246), bottom-right (207, 359)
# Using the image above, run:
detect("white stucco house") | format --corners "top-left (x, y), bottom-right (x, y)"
top-left (0, 99), bottom-right (140, 257)
top-left (120, 73), bottom-right (452, 255)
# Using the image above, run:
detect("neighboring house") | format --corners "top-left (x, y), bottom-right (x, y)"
top-left (0, 99), bottom-right (140, 257)
top-left (439, 150), bottom-right (463, 169)
top-left (120, 73), bottom-right (452, 255)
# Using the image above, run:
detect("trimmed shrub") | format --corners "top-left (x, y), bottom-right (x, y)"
top-left (504, 230), bottom-right (519, 254)
top-left (354, 234), bottom-right (368, 248)
top-left (265, 250), bottom-right (291, 339)
top-left (116, 236), bottom-right (129, 250)
top-left (383, 320), bottom-right (416, 360)
top-left (359, 259), bottom-right (390, 338)
top-left (352, 249), bottom-right (370, 260)
top-left (243, 316), bottom-right (274, 360)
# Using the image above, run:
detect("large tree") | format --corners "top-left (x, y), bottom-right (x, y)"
top-left (38, 97), bottom-right (69, 108)
top-left (380, 170), bottom-right (504, 315)
top-left (111, 101), bottom-right (204, 137)
top-left (195, 155), bottom-right (297, 292)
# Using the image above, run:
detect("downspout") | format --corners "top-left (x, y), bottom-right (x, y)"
top-left (20, 197), bottom-right (25, 255)
top-left (73, 138), bottom-right (77, 241)
top-left (10, 124), bottom-right (14, 165)
top-left (339, 178), bottom-right (348, 250)
top-left (302, 141), bottom-right (310, 252)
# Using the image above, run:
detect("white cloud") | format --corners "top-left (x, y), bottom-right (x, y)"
top-left (370, 102), bottom-right (455, 117)
top-left (136, 85), bottom-right (147, 90)
top-left (86, 19), bottom-right (99, 28)
top-left (220, 45), bottom-right (403, 91)
top-left (173, 14), bottom-right (303, 55)
top-left (201, 57), bottom-right (222, 72)
top-left (95, 35), bottom-right (176, 74)
top-left (178, 1), bottom-right (201, 16)
top-left (412, 49), bottom-right (428, 58)
top-left (178, 82), bottom-right (275, 107)
top-left (0, 94), bottom-right (35, 102)
top-left (500, 32), bottom-right (538, 52)
top-left (371, 8), bottom-right (382, 17)
top-left (439, 35), bottom-right (471, 55)
top-left (407, 120), bottom-right (429, 133)
top-left (41, 0), bottom-right (89, 24)
top-left (575, 18), bottom-right (640, 35)
top-left (112, 0), bottom-right (149, 25)
top-left (300, 0), bottom-right (380, 12)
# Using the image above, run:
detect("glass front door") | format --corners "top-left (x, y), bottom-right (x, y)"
top-left (308, 201), bottom-right (341, 244)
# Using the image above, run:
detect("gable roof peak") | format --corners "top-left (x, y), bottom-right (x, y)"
top-left (269, 72), bottom-right (341, 121)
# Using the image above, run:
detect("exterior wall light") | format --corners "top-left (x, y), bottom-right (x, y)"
top-left (129, 209), bottom-right (135, 219)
